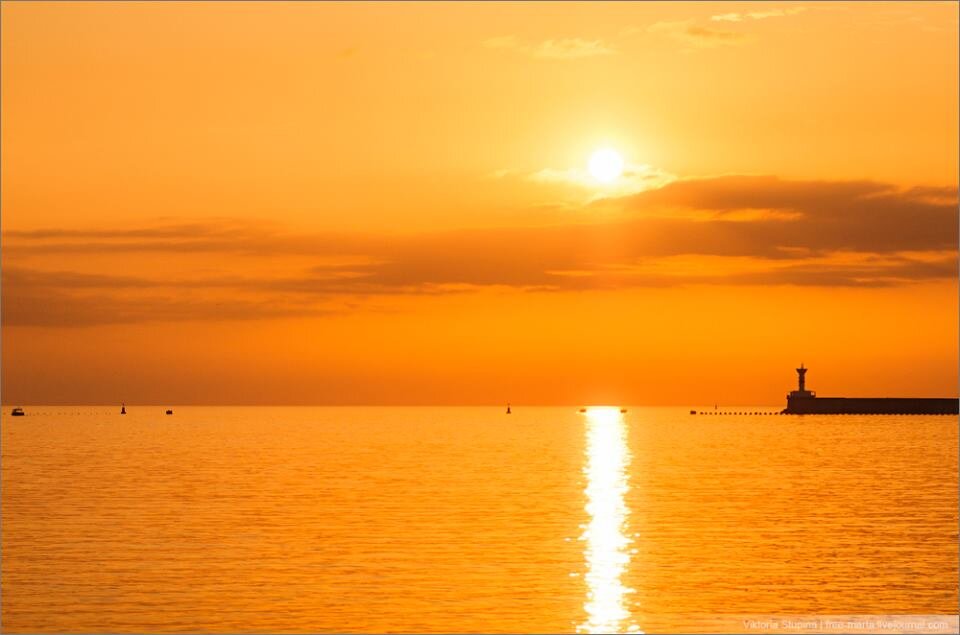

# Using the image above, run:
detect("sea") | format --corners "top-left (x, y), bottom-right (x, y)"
top-left (1, 406), bottom-right (957, 633)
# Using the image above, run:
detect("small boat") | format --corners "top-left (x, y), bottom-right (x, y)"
top-left (11, 407), bottom-right (25, 416)
top-left (620, 408), bottom-right (628, 413)
top-left (690, 409), bottom-right (697, 415)
top-left (165, 409), bottom-right (173, 415)
top-left (578, 408), bottom-right (587, 413)
top-left (506, 404), bottom-right (511, 414)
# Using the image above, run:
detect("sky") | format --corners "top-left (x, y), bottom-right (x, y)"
top-left (2, 1), bottom-right (958, 405)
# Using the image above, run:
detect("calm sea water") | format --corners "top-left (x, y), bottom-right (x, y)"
top-left (2, 407), bottom-right (956, 633)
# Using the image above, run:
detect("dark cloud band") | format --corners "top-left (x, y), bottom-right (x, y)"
top-left (3, 175), bottom-right (956, 326)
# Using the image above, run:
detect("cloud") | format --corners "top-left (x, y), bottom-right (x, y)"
top-left (1, 284), bottom-right (323, 327)
top-left (647, 9), bottom-right (805, 48)
top-left (648, 20), bottom-right (747, 48)
top-left (711, 7), bottom-right (806, 22)
top-left (0, 266), bottom-right (367, 327)
top-left (710, 13), bottom-right (745, 23)
top-left (721, 255), bottom-right (957, 287)
top-left (483, 35), bottom-right (615, 59)
top-left (4, 176), bottom-right (956, 326)
top-left (527, 162), bottom-right (675, 197)
top-left (622, 176), bottom-right (958, 255)
top-left (3, 220), bottom-right (265, 241)
top-left (533, 38), bottom-right (615, 59)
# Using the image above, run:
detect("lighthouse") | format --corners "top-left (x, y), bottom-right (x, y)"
top-left (790, 363), bottom-right (814, 398)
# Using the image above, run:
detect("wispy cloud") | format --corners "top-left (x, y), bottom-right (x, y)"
top-left (648, 20), bottom-right (747, 48)
top-left (527, 162), bottom-right (675, 197)
top-left (711, 6), bottom-right (807, 22)
top-left (483, 35), bottom-right (615, 59)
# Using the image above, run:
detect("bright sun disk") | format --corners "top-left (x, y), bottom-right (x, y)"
top-left (588, 148), bottom-right (624, 183)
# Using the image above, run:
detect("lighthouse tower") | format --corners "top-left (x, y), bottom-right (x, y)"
top-left (790, 363), bottom-right (814, 397)
top-left (785, 363), bottom-right (816, 412)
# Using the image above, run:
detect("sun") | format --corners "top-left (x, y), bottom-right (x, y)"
top-left (588, 148), bottom-right (624, 183)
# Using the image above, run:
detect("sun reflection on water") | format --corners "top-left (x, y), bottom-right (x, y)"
top-left (578, 407), bottom-right (640, 634)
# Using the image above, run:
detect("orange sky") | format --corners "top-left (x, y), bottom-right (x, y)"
top-left (2, 1), bottom-right (958, 405)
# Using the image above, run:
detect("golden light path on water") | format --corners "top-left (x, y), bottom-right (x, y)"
top-left (578, 407), bottom-right (640, 634)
